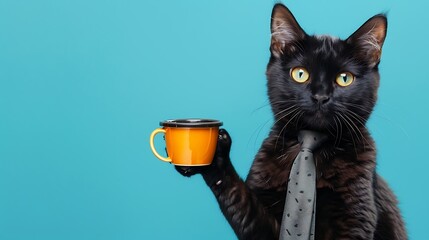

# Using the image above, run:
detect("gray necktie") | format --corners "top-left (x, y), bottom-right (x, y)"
top-left (279, 130), bottom-right (327, 240)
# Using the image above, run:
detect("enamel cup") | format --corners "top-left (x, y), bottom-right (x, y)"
top-left (149, 119), bottom-right (222, 166)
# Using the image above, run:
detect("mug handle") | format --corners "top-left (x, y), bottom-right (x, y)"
top-left (149, 128), bottom-right (172, 163)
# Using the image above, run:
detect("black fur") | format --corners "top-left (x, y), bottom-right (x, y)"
top-left (176, 4), bottom-right (407, 240)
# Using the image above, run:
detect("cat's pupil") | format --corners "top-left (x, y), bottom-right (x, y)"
top-left (298, 70), bottom-right (304, 78)
top-left (341, 74), bottom-right (347, 82)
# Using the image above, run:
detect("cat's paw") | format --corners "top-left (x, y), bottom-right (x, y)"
top-left (207, 128), bottom-right (232, 173)
top-left (216, 128), bottom-right (232, 158)
top-left (201, 128), bottom-right (233, 186)
top-left (175, 165), bottom-right (205, 177)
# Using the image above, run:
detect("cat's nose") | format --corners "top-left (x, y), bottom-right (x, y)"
top-left (311, 94), bottom-right (330, 105)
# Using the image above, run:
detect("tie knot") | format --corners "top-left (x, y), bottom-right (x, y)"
top-left (298, 130), bottom-right (327, 152)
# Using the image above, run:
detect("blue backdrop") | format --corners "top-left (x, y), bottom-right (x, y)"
top-left (0, 0), bottom-right (427, 239)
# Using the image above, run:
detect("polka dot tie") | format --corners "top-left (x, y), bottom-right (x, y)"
top-left (279, 130), bottom-right (327, 240)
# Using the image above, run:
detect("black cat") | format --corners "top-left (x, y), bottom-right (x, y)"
top-left (176, 4), bottom-right (407, 240)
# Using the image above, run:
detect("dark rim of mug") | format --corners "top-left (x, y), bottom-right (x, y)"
top-left (160, 119), bottom-right (223, 128)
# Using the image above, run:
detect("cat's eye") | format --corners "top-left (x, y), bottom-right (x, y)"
top-left (290, 67), bottom-right (310, 83)
top-left (336, 72), bottom-right (355, 87)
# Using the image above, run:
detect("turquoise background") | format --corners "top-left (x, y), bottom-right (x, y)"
top-left (0, 0), bottom-right (427, 239)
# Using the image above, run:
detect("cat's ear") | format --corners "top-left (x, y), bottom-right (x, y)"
top-left (270, 4), bottom-right (306, 58)
top-left (346, 14), bottom-right (387, 67)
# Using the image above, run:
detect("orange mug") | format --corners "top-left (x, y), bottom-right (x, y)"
top-left (149, 119), bottom-right (223, 166)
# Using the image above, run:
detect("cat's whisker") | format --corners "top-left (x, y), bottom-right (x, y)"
top-left (344, 109), bottom-right (367, 126)
top-left (273, 104), bottom-right (299, 118)
top-left (335, 104), bottom-right (371, 143)
top-left (283, 110), bottom-right (302, 134)
top-left (250, 101), bottom-right (271, 115)
top-left (342, 111), bottom-right (368, 147)
top-left (334, 114), bottom-right (343, 147)
top-left (273, 107), bottom-right (299, 141)
top-left (332, 114), bottom-right (342, 148)
top-left (342, 102), bottom-right (372, 114)
top-left (266, 199), bottom-right (282, 209)
top-left (344, 111), bottom-right (375, 151)
top-left (248, 118), bottom-right (272, 151)
top-left (272, 106), bottom-right (299, 130)
top-left (344, 102), bottom-right (410, 140)
top-left (252, 99), bottom-right (298, 115)
top-left (344, 109), bottom-right (371, 132)
top-left (335, 102), bottom-right (369, 117)
top-left (333, 104), bottom-right (373, 148)
top-left (273, 107), bottom-right (300, 150)
top-left (259, 101), bottom-right (301, 149)
top-left (337, 112), bottom-right (358, 156)
top-left (341, 102), bottom-right (394, 129)
top-left (295, 111), bottom-right (305, 129)
top-left (248, 103), bottom-right (299, 150)
top-left (277, 151), bottom-right (291, 161)
top-left (275, 108), bottom-right (302, 151)
top-left (331, 115), bottom-right (341, 147)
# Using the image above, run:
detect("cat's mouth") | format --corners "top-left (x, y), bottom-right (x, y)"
top-left (301, 109), bottom-right (333, 130)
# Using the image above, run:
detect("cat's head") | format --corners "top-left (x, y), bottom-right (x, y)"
top-left (267, 4), bottom-right (387, 137)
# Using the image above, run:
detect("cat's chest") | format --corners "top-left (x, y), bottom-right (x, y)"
top-left (314, 155), bottom-right (337, 189)
top-left (252, 145), bottom-right (364, 191)
top-left (316, 175), bottom-right (334, 189)
top-left (282, 150), bottom-right (339, 190)
top-left (259, 150), bottom-right (337, 190)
